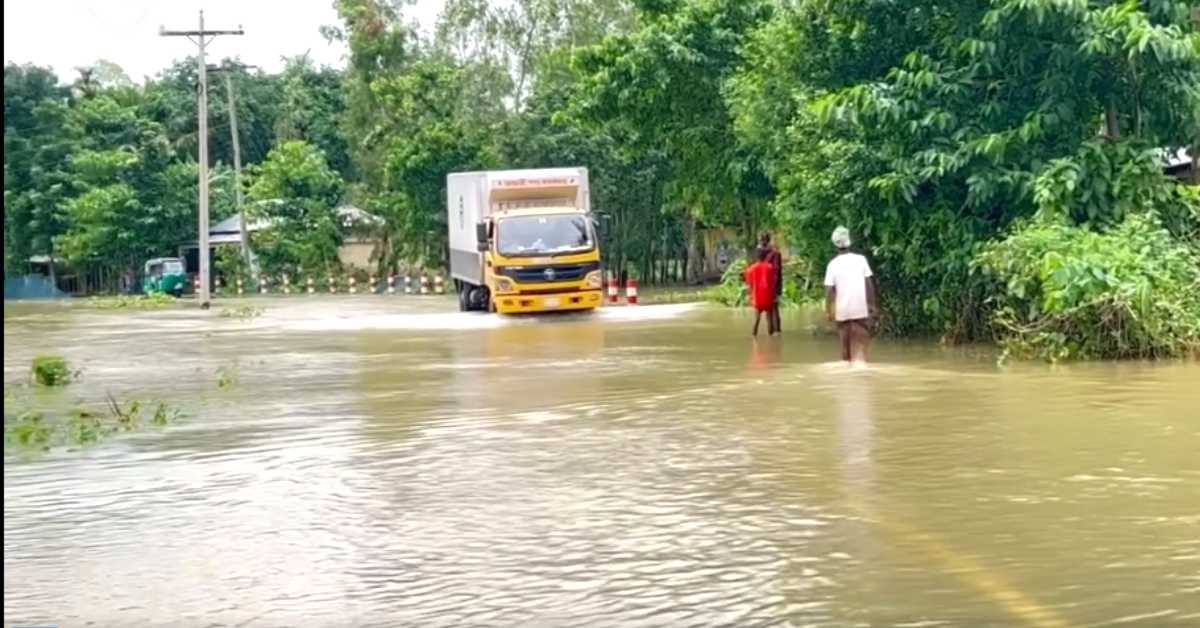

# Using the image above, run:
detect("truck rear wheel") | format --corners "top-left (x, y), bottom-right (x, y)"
top-left (457, 282), bottom-right (470, 312)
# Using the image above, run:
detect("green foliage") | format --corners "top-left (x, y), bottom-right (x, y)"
top-left (220, 305), bottom-right (264, 320)
top-left (6, 396), bottom-right (182, 455)
top-left (731, 0), bottom-right (1200, 339)
top-left (85, 293), bottom-right (176, 309)
top-left (707, 258), bottom-right (749, 306)
top-left (31, 355), bottom-right (71, 386)
top-left (705, 255), bottom-right (820, 308)
top-left (5, 412), bottom-right (52, 449)
top-left (275, 56), bottom-right (353, 178)
top-left (214, 246), bottom-right (251, 286)
top-left (248, 140), bottom-right (346, 275)
top-left (216, 364), bottom-right (240, 389)
top-left (66, 408), bottom-right (107, 444)
top-left (4, 64), bottom-right (77, 274)
top-left (573, 0), bottom-right (774, 251)
top-left (976, 213), bottom-right (1200, 361)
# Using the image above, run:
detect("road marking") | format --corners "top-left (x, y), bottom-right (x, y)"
top-left (846, 498), bottom-right (1073, 628)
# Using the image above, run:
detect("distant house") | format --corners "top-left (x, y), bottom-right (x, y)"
top-left (178, 203), bottom-right (385, 273)
top-left (1164, 147), bottom-right (1195, 183)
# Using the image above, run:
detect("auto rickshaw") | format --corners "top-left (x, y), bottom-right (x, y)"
top-left (142, 257), bottom-right (187, 296)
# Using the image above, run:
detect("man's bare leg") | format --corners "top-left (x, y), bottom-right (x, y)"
top-left (850, 320), bottom-right (870, 364)
top-left (838, 321), bottom-right (852, 361)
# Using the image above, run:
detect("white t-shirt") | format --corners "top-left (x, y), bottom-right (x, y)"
top-left (823, 253), bottom-right (873, 321)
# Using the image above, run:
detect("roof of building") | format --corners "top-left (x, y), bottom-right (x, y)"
top-left (182, 203), bottom-right (383, 248)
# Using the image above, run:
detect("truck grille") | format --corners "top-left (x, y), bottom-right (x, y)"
top-left (498, 261), bottom-right (600, 283)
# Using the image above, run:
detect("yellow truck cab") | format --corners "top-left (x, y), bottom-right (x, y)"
top-left (448, 167), bottom-right (606, 314)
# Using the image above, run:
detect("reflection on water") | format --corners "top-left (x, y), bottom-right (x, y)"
top-left (4, 298), bottom-right (1200, 627)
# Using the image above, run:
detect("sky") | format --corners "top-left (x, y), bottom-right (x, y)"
top-left (4, 0), bottom-right (445, 83)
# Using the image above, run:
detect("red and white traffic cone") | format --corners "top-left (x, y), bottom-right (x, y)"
top-left (387, 274), bottom-right (396, 294)
top-left (259, 274), bottom-right (268, 294)
top-left (193, 276), bottom-right (201, 293)
top-left (328, 276), bottom-right (336, 294)
top-left (420, 274), bottom-right (430, 295)
top-left (307, 277), bottom-right (315, 295)
top-left (404, 275), bottom-right (413, 295)
top-left (215, 276), bottom-right (223, 293)
top-left (607, 275), bottom-right (619, 304)
top-left (282, 275), bottom-right (291, 295)
top-left (369, 274), bottom-right (377, 294)
top-left (349, 275), bottom-right (357, 294)
top-left (625, 278), bottom-right (639, 305)
top-left (434, 273), bottom-right (445, 294)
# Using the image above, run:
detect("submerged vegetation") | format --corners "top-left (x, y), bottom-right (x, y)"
top-left (84, 293), bottom-right (177, 310)
top-left (216, 363), bottom-right (240, 389)
top-left (31, 354), bottom-right (73, 386)
top-left (219, 304), bottom-right (265, 320)
top-left (4, 394), bottom-right (183, 454)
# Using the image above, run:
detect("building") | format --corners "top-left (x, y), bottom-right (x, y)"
top-left (1164, 147), bottom-right (1195, 183)
top-left (178, 203), bottom-right (385, 274)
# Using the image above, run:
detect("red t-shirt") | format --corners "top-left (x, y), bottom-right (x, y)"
top-left (744, 261), bottom-right (777, 311)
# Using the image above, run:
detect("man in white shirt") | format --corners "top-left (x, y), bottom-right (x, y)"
top-left (824, 226), bottom-right (879, 363)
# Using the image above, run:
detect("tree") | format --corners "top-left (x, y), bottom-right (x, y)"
top-left (55, 90), bottom-right (195, 276)
top-left (247, 140), bottom-right (346, 274)
top-left (729, 0), bottom-right (1200, 335)
top-left (4, 64), bottom-right (77, 276)
top-left (436, 0), bottom-right (634, 110)
top-left (275, 56), bottom-right (353, 179)
top-left (572, 0), bottom-right (774, 280)
top-left (142, 58), bottom-right (284, 168)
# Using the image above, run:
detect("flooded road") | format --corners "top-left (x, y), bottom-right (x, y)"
top-left (5, 297), bottom-right (1199, 627)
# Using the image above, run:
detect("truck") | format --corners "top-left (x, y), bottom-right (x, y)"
top-left (448, 167), bottom-right (606, 314)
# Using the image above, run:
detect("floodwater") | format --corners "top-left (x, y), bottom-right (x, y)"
top-left (4, 297), bottom-right (1199, 627)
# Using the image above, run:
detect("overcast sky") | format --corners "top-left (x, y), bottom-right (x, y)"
top-left (4, 0), bottom-right (444, 83)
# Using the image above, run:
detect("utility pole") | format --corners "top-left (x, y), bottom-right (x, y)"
top-left (209, 62), bottom-right (257, 271)
top-left (1192, 6), bottom-right (1200, 184)
top-left (160, 11), bottom-right (244, 308)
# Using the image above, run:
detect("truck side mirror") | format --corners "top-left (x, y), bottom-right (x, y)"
top-left (597, 214), bottom-right (611, 240)
top-left (475, 221), bottom-right (489, 252)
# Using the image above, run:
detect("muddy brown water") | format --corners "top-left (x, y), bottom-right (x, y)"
top-left (4, 297), bottom-right (1199, 627)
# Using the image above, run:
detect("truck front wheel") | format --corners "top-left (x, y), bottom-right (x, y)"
top-left (469, 286), bottom-right (491, 312)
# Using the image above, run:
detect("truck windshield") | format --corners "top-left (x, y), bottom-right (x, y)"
top-left (163, 260), bottom-right (184, 273)
top-left (497, 214), bottom-right (593, 256)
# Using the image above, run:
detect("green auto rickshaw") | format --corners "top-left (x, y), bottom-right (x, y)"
top-left (142, 257), bottom-right (188, 296)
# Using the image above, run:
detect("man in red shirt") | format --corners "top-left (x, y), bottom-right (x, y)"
top-left (744, 247), bottom-right (778, 336)
top-left (759, 233), bottom-right (784, 334)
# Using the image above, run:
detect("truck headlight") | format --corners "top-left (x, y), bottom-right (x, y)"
top-left (585, 270), bottom-right (603, 289)
top-left (494, 277), bottom-right (516, 294)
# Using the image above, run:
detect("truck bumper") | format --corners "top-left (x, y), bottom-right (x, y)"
top-left (494, 289), bottom-right (603, 314)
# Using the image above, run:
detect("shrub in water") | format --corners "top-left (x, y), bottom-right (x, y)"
top-left (5, 412), bottom-right (52, 449)
top-left (31, 355), bottom-right (71, 386)
top-left (974, 212), bottom-right (1200, 361)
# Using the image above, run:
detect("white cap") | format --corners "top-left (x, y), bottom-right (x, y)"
top-left (832, 226), bottom-right (852, 248)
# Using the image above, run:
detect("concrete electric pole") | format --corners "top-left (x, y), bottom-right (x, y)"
top-left (209, 62), bottom-right (258, 271)
top-left (160, 11), bottom-right (244, 308)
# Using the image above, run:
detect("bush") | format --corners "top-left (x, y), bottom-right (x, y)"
top-left (31, 355), bottom-right (71, 386)
top-left (706, 256), bottom-right (822, 308)
top-left (974, 212), bottom-right (1200, 361)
